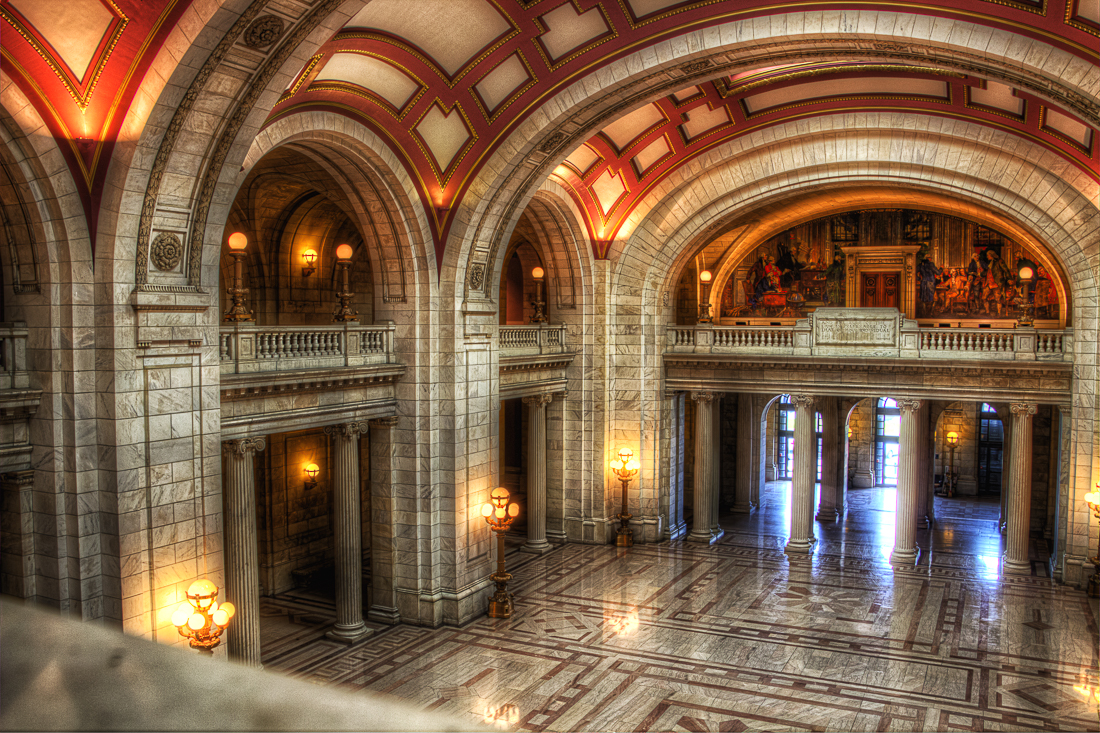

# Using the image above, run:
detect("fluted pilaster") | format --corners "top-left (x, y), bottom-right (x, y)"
top-left (734, 394), bottom-right (756, 513)
top-left (785, 394), bottom-right (816, 555)
top-left (522, 394), bottom-right (554, 554)
top-left (223, 437), bottom-right (265, 667)
top-left (689, 392), bottom-right (718, 544)
top-left (890, 399), bottom-right (922, 565)
top-left (1004, 403), bottom-right (1037, 575)
top-left (816, 397), bottom-right (839, 521)
top-left (367, 416), bottom-right (401, 625)
top-left (324, 421), bottom-right (372, 642)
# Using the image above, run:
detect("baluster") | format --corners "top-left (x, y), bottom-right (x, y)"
top-left (220, 333), bottom-right (229, 360)
top-left (261, 333), bottom-right (273, 359)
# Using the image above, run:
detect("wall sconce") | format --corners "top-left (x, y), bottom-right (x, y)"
top-left (304, 462), bottom-right (319, 490)
top-left (1016, 264), bottom-right (1035, 326)
top-left (332, 243), bottom-right (358, 322)
top-left (224, 232), bottom-right (254, 322)
top-left (847, 425), bottom-right (853, 440)
top-left (531, 266), bottom-right (547, 324)
top-left (301, 249), bottom-right (317, 277)
top-left (698, 269), bottom-right (713, 324)
top-left (171, 579), bottom-right (235, 654)
top-left (611, 447), bottom-right (640, 547)
top-left (481, 487), bottom-right (520, 618)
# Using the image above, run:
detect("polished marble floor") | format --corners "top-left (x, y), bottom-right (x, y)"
top-left (259, 484), bottom-right (1099, 732)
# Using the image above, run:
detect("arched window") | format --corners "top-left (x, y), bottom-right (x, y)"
top-left (815, 411), bottom-right (823, 483)
top-left (777, 395), bottom-right (795, 479)
top-left (875, 398), bottom-right (901, 487)
top-left (978, 403), bottom-right (1004, 494)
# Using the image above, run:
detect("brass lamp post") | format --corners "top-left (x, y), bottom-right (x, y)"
top-left (170, 579), bottom-right (235, 655)
top-left (332, 243), bottom-right (358, 322)
top-left (945, 431), bottom-right (959, 498)
top-left (531, 266), bottom-right (547, 324)
top-left (482, 487), bottom-right (520, 618)
top-left (224, 232), bottom-right (254, 322)
top-left (1085, 485), bottom-right (1099, 598)
top-left (697, 269), bottom-right (713, 323)
top-left (611, 447), bottom-right (640, 547)
top-left (1016, 265), bottom-right (1035, 326)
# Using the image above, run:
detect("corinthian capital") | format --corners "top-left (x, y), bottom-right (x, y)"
top-left (691, 391), bottom-right (718, 404)
top-left (896, 398), bottom-right (922, 413)
top-left (324, 421), bottom-right (369, 441)
top-left (522, 394), bottom-right (554, 408)
top-left (790, 393), bottom-right (815, 409)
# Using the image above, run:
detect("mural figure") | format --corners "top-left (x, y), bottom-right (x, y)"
top-left (982, 249), bottom-right (1012, 317)
top-left (1034, 266), bottom-right (1054, 318)
top-left (825, 253), bottom-right (845, 305)
top-left (916, 256), bottom-right (943, 317)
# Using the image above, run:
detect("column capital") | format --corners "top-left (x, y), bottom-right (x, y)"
top-left (789, 393), bottom-right (815, 408)
top-left (691, 391), bottom-right (719, 404)
top-left (325, 421), bottom-right (369, 440)
top-left (369, 416), bottom-right (399, 429)
top-left (522, 393), bottom-right (554, 408)
top-left (223, 437), bottom-right (266, 457)
top-left (1010, 402), bottom-right (1038, 418)
top-left (896, 398), bottom-right (922, 413)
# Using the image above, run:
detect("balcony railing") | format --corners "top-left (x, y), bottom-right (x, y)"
top-left (499, 324), bottom-right (568, 355)
top-left (220, 322), bottom-right (396, 374)
top-left (0, 322), bottom-right (29, 390)
top-left (668, 319), bottom-right (1071, 362)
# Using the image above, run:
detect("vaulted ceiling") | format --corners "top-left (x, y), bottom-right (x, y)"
top-left (2, 0), bottom-right (1097, 262)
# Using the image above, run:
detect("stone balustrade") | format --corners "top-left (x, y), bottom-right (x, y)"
top-left (667, 309), bottom-right (1072, 362)
top-left (0, 323), bottom-right (29, 390)
top-left (220, 321), bottom-right (396, 374)
top-left (499, 324), bottom-right (568, 355)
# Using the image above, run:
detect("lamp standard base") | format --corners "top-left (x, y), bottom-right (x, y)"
top-left (487, 571), bottom-right (514, 618)
top-left (1088, 557), bottom-right (1099, 598)
top-left (616, 512), bottom-right (633, 547)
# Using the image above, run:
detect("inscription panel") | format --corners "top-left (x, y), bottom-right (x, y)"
top-left (813, 307), bottom-right (900, 357)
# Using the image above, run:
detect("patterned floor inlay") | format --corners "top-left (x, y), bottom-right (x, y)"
top-left (260, 485), bottom-right (1099, 732)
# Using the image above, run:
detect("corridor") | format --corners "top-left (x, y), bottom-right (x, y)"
top-left (257, 485), bottom-right (1098, 732)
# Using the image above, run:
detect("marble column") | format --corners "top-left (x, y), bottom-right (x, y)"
top-left (689, 391), bottom-right (718, 544)
top-left (785, 394), bottom-right (816, 555)
top-left (890, 399), bottom-right (922, 565)
top-left (323, 422), bottom-right (372, 642)
top-left (999, 406), bottom-right (1013, 533)
top-left (710, 395), bottom-right (723, 542)
top-left (367, 416), bottom-right (401, 625)
top-left (223, 437), bottom-right (265, 667)
top-left (734, 393), bottom-right (756, 513)
top-left (816, 398), bottom-right (839, 522)
top-left (522, 394), bottom-right (554, 554)
top-left (667, 393), bottom-right (686, 539)
top-left (1004, 402), bottom-right (1037, 575)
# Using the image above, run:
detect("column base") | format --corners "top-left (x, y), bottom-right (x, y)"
top-left (1002, 559), bottom-right (1032, 575)
top-left (732, 501), bottom-right (757, 514)
top-left (326, 623), bottom-right (374, 644)
top-left (687, 529), bottom-right (717, 544)
top-left (520, 540), bottom-right (553, 555)
top-left (784, 537), bottom-right (815, 555)
top-left (368, 606), bottom-right (401, 625)
top-left (815, 508), bottom-right (839, 522)
top-left (710, 527), bottom-right (724, 543)
top-left (889, 547), bottom-right (920, 566)
top-left (665, 520), bottom-right (688, 541)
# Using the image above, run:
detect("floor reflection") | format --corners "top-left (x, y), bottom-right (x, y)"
top-left (257, 484), bottom-right (1094, 733)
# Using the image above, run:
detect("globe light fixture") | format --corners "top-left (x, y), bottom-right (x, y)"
top-left (332, 244), bottom-right (358, 322)
top-left (482, 487), bottom-right (521, 618)
top-left (224, 232), bottom-right (254, 322)
top-left (944, 431), bottom-right (960, 498)
top-left (611, 447), bottom-right (640, 547)
top-left (171, 579), bottom-right (235, 654)
top-left (697, 269), bottom-right (713, 324)
top-left (531, 265), bottom-right (547, 324)
top-left (1085, 485), bottom-right (1099, 598)
top-left (1016, 264), bottom-right (1035, 326)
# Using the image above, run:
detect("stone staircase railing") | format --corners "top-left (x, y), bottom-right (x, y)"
top-left (220, 321), bottom-right (396, 374)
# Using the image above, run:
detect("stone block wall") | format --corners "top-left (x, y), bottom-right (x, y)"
top-left (847, 399), bottom-right (873, 487)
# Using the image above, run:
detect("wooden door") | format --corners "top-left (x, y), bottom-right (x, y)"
top-left (860, 272), bottom-right (900, 308)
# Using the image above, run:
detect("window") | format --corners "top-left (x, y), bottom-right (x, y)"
top-left (816, 411), bottom-right (823, 483)
top-left (777, 395), bottom-right (795, 480)
top-left (978, 403), bottom-right (1003, 494)
top-left (874, 397), bottom-right (901, 487)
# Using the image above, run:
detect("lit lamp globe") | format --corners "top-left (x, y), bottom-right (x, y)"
top-left (946, 431), bottom-right (959, 446)
top-left (699, 270), bottom-right (712, 284)
top-left (1086, 489), bottom-right (1099, 513)
top-left (531, 266), bottom-right (545, 280)
top-left (227, 232), bottom-right (248, 251)
top-left (336, 243), bottom-right (354, 261)
top-left (1018, 265), bottom-right (1034, 281)
top-left (617, 447), bottom-right (633, 466)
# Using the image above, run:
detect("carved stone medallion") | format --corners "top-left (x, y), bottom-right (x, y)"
top-left (468, 263), bottom-right (485, 290)
top-left (150, 233), bottom-right (184, 271)
top-left (244, 15), bottom-right (284, 48)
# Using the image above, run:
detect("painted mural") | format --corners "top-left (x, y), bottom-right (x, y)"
top-left (718, 210), bottom-right (1060, 322)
